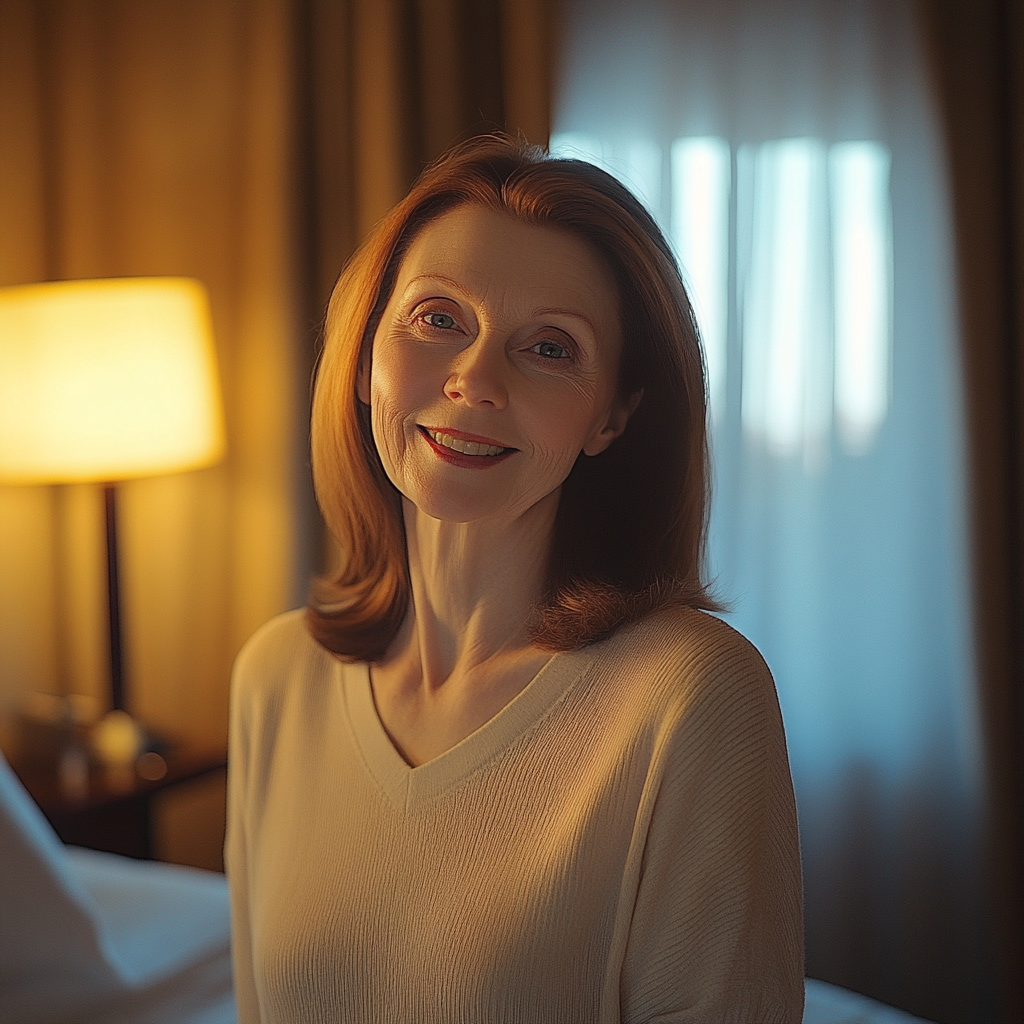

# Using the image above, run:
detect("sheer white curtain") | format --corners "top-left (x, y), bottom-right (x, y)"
top-left (554, 1), bottom-right (993, 1020)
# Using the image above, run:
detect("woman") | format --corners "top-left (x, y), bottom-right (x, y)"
top-left (226, 136), bottom-right (803, 1023)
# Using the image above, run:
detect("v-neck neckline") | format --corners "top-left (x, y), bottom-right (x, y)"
top-left (339, 647), bottom-right (595, 814)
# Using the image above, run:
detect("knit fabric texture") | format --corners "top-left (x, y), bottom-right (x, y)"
top-left (226, 607), bottom-right (804, 1023)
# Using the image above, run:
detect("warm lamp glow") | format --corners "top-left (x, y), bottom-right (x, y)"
top-left (0, 277), bottom-right (226, 483)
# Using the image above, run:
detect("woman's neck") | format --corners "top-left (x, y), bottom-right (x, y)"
top-left (392, 489), bottom-right (557, 690)
top-left (369, 491), bottom-right (558, 767)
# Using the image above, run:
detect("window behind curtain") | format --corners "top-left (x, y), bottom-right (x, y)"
top-left (552, 133), bottom-right (893, 462)
top-left (553, 1), bottom-right (993, 1021)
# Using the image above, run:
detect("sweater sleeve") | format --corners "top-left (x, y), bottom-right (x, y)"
top-left (619, 631), bottom-right (805, 1024)
top-left (225, 650), bottom-right (261, 1024)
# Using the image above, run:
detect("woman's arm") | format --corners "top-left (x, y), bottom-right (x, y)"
top-left (619, 634), bottom-right (804, 1024)
top-left (225, 635), bottom-right (263, 1024)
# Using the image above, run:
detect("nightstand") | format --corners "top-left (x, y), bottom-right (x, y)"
top-left (7, 743), bottom-right (227, 860)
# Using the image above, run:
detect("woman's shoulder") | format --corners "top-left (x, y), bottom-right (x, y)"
top-left (593, 605), bottom-right (776, 718)
top-left (583, 607), bottom-right (789, 785)
top-left (232, 608), bottom-right (336, 703)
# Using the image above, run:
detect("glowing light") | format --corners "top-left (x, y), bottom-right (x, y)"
top-left (741, 139), bottom-right (831, 468)
top-left (551, 134), bottom-right (893, 466)
top-left (0, 277), bottom-right (225, 483)
top-left (671, 137), bottom-right (731, 423)
top-left (830, 142), bottom-right (892, 453)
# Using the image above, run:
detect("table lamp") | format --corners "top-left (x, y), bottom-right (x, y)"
top-left (0, 278), bottom-right (226, 762)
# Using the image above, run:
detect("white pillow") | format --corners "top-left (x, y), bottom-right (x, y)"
top-left (0, 752), bottom-right (235, 1024)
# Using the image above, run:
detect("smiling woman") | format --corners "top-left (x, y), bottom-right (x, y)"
top-left (225, 137), bottom-right (804, 1023)
top-left (309, 139), bottom-right (716, 660)
top-left (363, 205), bottom-right (629, 526)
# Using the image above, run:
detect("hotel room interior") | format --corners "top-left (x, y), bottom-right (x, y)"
top-left (0, 1), bottom-right (1021, 1022)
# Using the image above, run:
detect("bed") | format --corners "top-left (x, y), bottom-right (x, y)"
top-left (0, 753), bottom-right (932, 1024)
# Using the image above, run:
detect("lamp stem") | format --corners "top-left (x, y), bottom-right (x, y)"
top-left (103, 483), bottom-right (126, 713)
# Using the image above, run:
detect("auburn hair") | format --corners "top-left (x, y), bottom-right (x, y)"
top-left (307, 135), bottom-right (718, 661)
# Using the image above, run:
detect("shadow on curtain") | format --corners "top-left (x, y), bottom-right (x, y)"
top-left (554, 1), bottom-right (997, 1020)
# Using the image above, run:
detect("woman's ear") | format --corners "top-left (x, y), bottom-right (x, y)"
top-left (583, 389), bottom-right (643, 457)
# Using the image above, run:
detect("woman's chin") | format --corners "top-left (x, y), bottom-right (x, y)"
top-left (400, 485), bottom-right (559, 531)
top-left (403, 494), bottom-right (516, 527)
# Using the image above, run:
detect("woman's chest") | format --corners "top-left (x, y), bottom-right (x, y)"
top-left (246, 705), bottom-right (655, 1024)
top-left (369, 648), bottom-right (555, 767)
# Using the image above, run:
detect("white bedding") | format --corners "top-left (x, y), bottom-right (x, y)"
top-left (0, 753), bottom-right (234, 1024)
top-left (65, 847), bottom-right (236, 1024)
top-left (803, 978), bottom-right (933, 1024)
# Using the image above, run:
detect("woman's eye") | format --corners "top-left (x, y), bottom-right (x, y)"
top-left (422, 311), bottom-right (457, 330)
top-left (531, 339), bottom-right (571, 360)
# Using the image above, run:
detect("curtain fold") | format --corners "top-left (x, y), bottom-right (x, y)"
top-left (916, 3), bottom-right (1024, 1020)
top-left (301, 0), bottom-right (553, 314)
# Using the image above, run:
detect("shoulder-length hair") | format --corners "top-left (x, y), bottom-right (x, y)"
top-left (307, 135), bottom-right (717, 661)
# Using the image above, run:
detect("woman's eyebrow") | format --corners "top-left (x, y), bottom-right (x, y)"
top-left (403, 272), bottom-right (466, 293)
top-left (533, 307), bottom-right (598, 335)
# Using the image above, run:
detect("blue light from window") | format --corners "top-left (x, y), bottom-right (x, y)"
top-left (830, 142), bottom-right (893, 454)
top-left (671, 137), bottom-right (730, 424)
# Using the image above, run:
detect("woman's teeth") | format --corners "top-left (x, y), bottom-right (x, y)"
top-left (426, 429), bottom-right (509, 457)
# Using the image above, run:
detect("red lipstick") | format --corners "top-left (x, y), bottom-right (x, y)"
top-left (417, 425), bottom-right (517, 469)
top-left (419, 425), bottom-right (514, 448)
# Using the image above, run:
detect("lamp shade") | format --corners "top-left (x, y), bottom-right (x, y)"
top-left (0, 278), bottom-right (226, 483)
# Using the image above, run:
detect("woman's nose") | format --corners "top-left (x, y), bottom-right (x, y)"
top-left (443, 336), bottom-right (508, 409)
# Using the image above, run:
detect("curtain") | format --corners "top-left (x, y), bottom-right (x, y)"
top-left (553, 1), bottom-right (997, 1021)
top-left (917, 3), bottom-right (1024, 1021)
top-left (0, 0), bottom-right (552, 868)
top-left (301, 0), bottom-right (553, 316)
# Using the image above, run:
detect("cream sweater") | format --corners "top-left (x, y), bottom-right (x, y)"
top-left (226, 607), bottom-right (804, 1024)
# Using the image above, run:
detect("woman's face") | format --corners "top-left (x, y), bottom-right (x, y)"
top-left (360, 203), bottom-right (634, 526)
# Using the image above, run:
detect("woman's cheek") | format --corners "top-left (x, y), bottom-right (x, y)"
top-left (370, 393), bottom-right (410, 482)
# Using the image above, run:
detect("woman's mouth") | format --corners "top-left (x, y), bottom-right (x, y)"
top-left (420, 426), bottom-right (515, 457)
top-left (418, 426), bottom-right (517, 468)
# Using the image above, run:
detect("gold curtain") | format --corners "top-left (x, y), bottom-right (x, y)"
top-left (917, 2), bottom-right (1024, 1020)
top-left (0, 0), bottom-right (552, 867)
top-left (303, 0), bottom-right (553, 313)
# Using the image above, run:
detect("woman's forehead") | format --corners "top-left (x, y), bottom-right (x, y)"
top-left (394, 204), bottom-right (620, 325)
